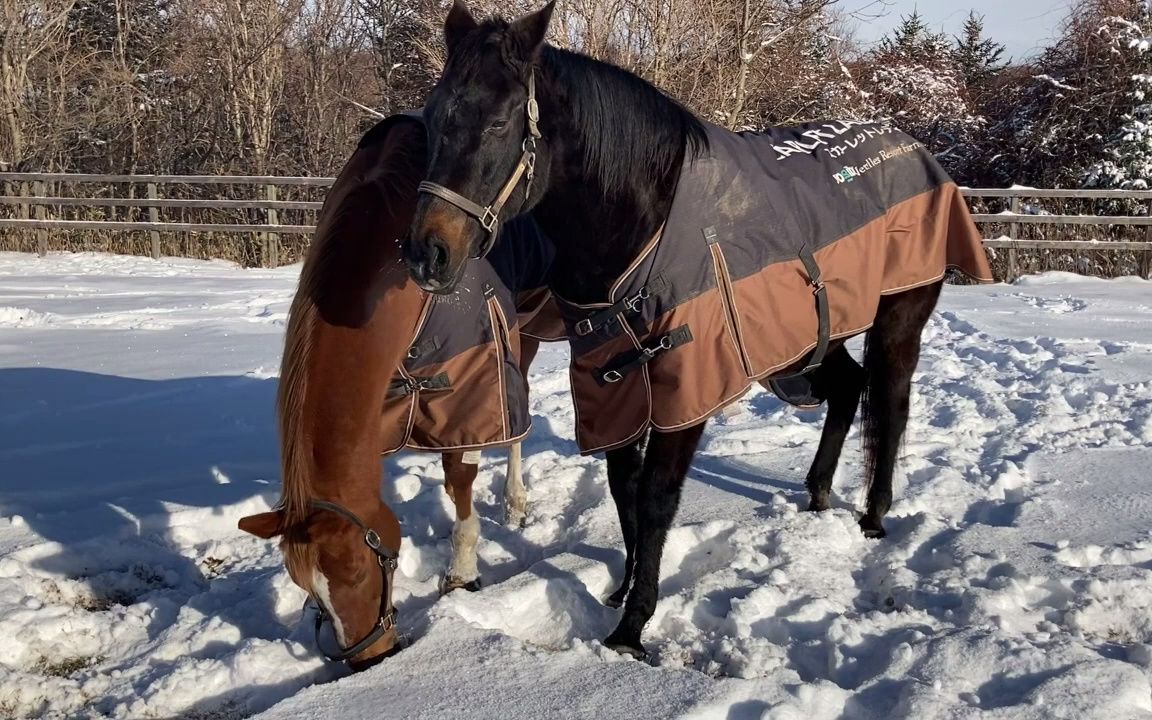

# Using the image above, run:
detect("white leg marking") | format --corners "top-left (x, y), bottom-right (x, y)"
top-left (448, 510), bottom-right (481, 582)
top-left (311, 569), bottom-right (346, 646)
top-left (504, 442), bottom-right (527, 526)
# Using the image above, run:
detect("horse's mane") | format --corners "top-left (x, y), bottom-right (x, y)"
top-left (539, 44), bottom-right (710, 195)
top-left (276, 116), bottom-right (426, 587)
top-left (449, 18), bottom-right (709, 196)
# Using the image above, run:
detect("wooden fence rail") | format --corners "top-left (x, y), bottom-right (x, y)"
top-left (1, 173), bottom-right (1151, 278)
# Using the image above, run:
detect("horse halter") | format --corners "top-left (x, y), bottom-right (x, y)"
top-left (417, 70), bottom-right (542, 260)
top-left (307, 499), bottom-right (400, 664)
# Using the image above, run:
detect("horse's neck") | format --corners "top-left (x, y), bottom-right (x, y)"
top-left (531, 141), bottom-right (680, 305)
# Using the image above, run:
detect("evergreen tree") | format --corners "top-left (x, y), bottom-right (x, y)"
top-left (877, 11), bottom-right (952, 64)
top-left (953, 11), bottom-right (1006, 88)
top-left (860, 10), bottom-right (981, 178)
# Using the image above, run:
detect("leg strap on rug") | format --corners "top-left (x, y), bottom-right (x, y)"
top-left (799, 249), bottom-right (830, 374)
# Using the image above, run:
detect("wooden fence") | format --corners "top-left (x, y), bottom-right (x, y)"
top-left (1, 173), bottom-right (1151, 279)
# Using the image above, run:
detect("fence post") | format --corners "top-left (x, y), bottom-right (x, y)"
top-left (33, 180), bottom-right (47, 257)
top-left (1007, 196), bottom-right (1020, 283)
top-left (266, 184), bottom-right (280, 268)
top-left (147, 183), bottom-right (161, 259)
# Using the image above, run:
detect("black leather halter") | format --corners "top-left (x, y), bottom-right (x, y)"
top-left (308, 499), bottom-right (400, 663)
top-left (417, 70), bottom-right (542, 260)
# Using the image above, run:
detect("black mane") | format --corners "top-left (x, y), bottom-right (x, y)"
top-left (540, 45), bottom-right (710, 195)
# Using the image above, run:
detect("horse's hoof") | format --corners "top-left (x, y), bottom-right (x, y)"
top-left (441, 576), bottom-right (482, 594)
top-left (603, 633), bottom-right (647, 660)
top-left (504, 508), bottom-right (526, 529)
top-left (859, 516), bottom-right (886, 539)
top-left (807, 497), bottom-right (830, 512)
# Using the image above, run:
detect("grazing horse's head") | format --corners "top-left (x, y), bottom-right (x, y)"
top-left (237, 115), bottom-right (429, 670)
top-left (404, 0), bottom-right (556, 294)
top-left (238, 499), bottom-right (404, 671)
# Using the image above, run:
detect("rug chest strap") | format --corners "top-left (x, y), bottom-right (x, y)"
top-left (597, 324), bottom-right (693, 385)
top-left (388, 371), bottom-right (452, 398)
top-left (798, 249), bottom-right (830, 373)
top-left (574, 276), bottom-right (667, 337)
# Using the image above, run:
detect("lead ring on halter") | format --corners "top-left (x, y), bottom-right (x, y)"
top-left (417, 69), bottom-right (542, 260)
top-left (307, 499), bottom-right (401, 663)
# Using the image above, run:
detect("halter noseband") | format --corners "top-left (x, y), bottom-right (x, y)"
top-left (417, 69), bottom-right (542, 260)
top-left (307, 499), bottom-right (400, 664)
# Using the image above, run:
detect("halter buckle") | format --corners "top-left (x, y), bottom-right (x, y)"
top-left (364, 528), bottom-right (381, 550)
top-left (479, 207), bottom-right (498, 233)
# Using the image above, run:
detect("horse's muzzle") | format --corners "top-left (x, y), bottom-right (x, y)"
top-left (403, 233), bottom-right (459, 294)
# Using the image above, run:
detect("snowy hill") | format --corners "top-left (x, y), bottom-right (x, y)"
top-left (1, 252), bottom-right (1150, 719)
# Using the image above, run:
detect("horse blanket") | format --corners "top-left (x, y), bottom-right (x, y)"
top-left (365, 114), bottom-right (564, 456)
top-left (554, 119), bottom-right (995, 454)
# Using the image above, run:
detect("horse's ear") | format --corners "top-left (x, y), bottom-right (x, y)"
top-left (445, 0), bottom-right (478, 57)
top-left (507, 0), bottom-right (555, 63)
top-left (238, 510), bottom-right (285, 539)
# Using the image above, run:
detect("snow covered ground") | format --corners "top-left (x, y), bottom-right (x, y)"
top-left (1, 251), bottom-right (1151, 720)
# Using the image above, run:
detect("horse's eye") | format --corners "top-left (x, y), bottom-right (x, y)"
top-left (487, 119), bottom-right (509, 132)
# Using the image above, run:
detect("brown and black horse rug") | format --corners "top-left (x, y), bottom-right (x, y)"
top-left (555, 119), bottom-right (994, 453)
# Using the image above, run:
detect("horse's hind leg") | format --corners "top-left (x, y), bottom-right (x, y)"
top-left (859, 281), bottom-right (942, 539)
top-left (805, 345), bottom-right (866, 512)
top-left (605, 424), bottom-right (705, 658)
top-left (604, 432), bottom-right (648, 608)
top-left (441, 451), bottom-right (483, 593)
top-left (503, 336), bottom-right (540, 527)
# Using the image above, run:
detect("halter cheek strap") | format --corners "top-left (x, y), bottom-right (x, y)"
top-left (417, 70), bottom-right (542, 260)
top-left (307, 499), bottom-right (400, 663)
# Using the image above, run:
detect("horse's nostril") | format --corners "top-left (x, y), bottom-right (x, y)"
top-left (429, 237), bottom-right (450, 275)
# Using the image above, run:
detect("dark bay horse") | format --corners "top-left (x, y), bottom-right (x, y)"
top-left (403, 1), bottom-right (993, 658)
top-left (236, 114), bottom-right (554, 669)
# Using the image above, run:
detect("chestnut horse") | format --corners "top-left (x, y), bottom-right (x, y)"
top-left (237, 114), bottom-right (553, 669)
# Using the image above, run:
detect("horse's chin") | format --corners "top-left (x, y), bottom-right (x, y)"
top-left (414, 262), bottom-right (467, 295)
top-left (347, 633), bottom-right (404, 672)
top-left (415, 276), bottom-right (460, 295)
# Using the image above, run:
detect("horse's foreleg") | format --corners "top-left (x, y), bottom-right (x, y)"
top-left (604, 424), bottom-right (704, 659)
top-left (604, 434), bottom-right (647, 608)
top-left (804, 346), bottom-right (865, 512)
top-left (441, 451), bottom-right (482, 593)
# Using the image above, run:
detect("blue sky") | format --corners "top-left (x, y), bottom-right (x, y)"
top-left (846, 0), bottom-right (1072, 61)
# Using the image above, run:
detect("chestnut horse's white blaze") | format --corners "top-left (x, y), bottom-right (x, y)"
top-left (310, 569), bottom-right (347, 646)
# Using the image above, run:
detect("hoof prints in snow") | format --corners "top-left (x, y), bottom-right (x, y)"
top-left (2, 254), bottom-right (1152, 719)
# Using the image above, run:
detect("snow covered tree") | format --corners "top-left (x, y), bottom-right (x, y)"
top-left (876, 11), bottom-right (951, 64)
top-left (857, 12), bottom-right (982, 177)
top-left (985, 0), bottom-right (1152, 188)
top-left (1083, 3), bottom-right (1152, 188)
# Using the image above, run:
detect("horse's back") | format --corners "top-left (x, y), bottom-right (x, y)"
top-left (555, 117), bottom-right (995, 453)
